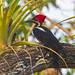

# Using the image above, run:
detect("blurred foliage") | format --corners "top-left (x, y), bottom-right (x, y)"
top-left (6, 0), bottom-right (13, 5)
top-left (66, 69), bottom-right (75, 75)
top-left (50, 0), bottom-right (56, 5)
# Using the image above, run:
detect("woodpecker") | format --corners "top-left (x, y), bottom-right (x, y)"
top-left (25, 14), bottom-right (66, 69)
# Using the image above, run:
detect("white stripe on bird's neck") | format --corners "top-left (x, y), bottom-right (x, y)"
top-left (35, 26), bottom-right (46, 32)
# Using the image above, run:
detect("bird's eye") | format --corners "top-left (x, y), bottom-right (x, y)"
top-left (33, 18), bottom-right (38, 21)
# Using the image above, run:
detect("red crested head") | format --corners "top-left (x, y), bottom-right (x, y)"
top-left (33, 14), bottom-right (46, 25)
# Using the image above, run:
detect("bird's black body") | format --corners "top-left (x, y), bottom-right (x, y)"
top-left (33, 25), bottom-right (65, 68)
top-left (33, 25), bottom-right (64, 53)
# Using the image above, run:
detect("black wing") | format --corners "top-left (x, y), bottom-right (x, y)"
top-left (33, 26), bottom-right (63, 52)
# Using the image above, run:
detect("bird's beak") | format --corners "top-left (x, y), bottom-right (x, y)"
top-left (25, 20), bottom-right (37, 24)
top-left (25, 20), bottom-right (33, 23)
